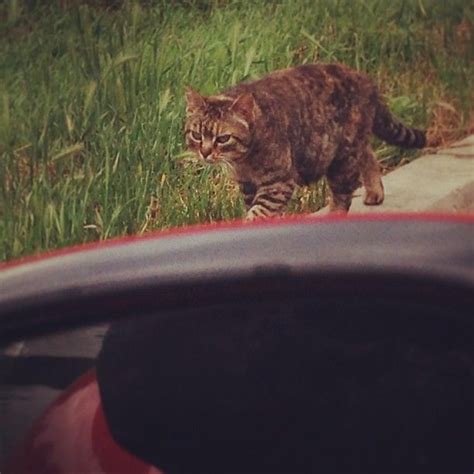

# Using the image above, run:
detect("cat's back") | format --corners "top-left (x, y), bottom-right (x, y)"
top-left (229, 63), bottom-right (376, 108)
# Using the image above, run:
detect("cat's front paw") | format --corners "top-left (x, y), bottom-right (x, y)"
top-left (245, 205), bottom-right (271, 221)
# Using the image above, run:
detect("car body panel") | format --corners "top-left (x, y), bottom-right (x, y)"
top-left (1, 214), bottom-right (473, 472)
top-left (1, 214), bottom-right (473, 342)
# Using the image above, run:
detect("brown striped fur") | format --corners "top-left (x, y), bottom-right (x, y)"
top-left (184, 63), bottom-right (426, 218)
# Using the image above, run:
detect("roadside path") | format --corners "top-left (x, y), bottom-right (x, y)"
top-left (318, 134), bottom-right (474, 214)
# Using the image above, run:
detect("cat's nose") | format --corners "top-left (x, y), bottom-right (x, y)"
top-left (200, 147), bottom-right (212, 159)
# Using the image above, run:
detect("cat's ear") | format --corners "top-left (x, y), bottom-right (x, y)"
top-left (185, 86), bottom-right (206, 114)
top-left (230, 93), bottom-right (256, 123)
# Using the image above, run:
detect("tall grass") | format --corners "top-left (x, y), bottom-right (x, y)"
top-left (1, 0), bottom-right (473, 261)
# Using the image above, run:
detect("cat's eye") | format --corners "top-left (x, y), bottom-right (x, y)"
top-left (190, 131), bottom-right (201, 141)
top-left (215, 134), bottom-right (231, 144)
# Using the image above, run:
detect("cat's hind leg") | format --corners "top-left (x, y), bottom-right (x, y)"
top-left (361, 146), bottom-right (384, 206)
top-left (326, 153), bottom-right (361, 213)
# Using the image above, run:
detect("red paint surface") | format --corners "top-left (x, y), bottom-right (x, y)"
top-left (6, 370), bottom-right (162, 474)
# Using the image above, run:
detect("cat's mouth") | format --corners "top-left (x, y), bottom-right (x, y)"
top-left (201, 154), bottom-right (220, 163)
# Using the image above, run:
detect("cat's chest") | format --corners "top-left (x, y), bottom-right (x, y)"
top-left (231, 160), bottom-right (258, 183)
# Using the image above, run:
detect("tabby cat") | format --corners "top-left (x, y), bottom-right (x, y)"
top-left (184, 63), bottom-right (426, 219)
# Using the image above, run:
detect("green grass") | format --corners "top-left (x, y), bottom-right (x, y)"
top-left (1, 0), bottom-right (473, 261)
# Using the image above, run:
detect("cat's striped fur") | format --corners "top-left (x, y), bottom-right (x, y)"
top-left (185, 63), bottom-right (426, 219)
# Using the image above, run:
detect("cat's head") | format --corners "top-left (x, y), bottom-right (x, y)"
top-left (184, 87), bottom-right (256, 164)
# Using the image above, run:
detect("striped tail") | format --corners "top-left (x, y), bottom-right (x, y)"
top-left (373, 101), bottom-right (426, 148)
